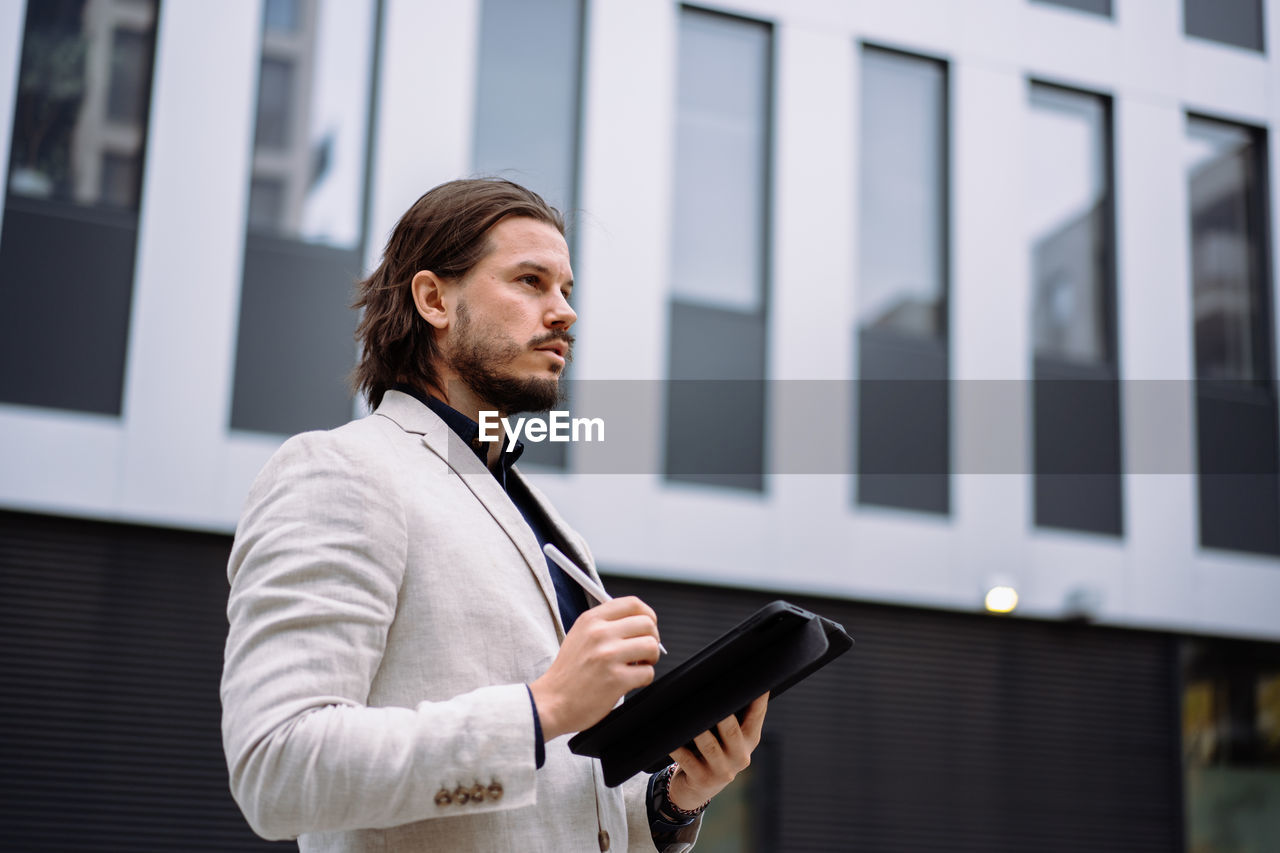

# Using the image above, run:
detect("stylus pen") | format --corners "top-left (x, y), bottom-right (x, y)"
top-left (543, 542), bottom-right (667, 655)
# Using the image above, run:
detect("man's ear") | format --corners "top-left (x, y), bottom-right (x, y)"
top-left (411, 270), bottom-right (451, 330)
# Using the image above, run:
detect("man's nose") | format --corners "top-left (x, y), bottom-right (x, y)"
top-left (547, 292), bottom-right (577, 329)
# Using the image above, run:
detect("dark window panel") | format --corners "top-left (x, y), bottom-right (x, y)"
top-left (0, 197), bottom-right (137, 413)
top-left (1184, 0), bottom-right (1265, 52)
top-left (664, 302), bottom-right (767, 492)
top-left (106, 27), bottom-right (148, 124)
top-left (856, 330), bottom-right (950, 514)
top-left (247, 175), bottom-right (286, 233)
top-left (230, 234), bottom-right (359, 435)
top-left (99, 151), bottom-right (140, 208)
top-left (1032, 361), bottom-right (1123, 535)
top-left (253, 58), bottom-right (294, 151)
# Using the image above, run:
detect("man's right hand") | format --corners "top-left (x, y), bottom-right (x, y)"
top-left (529, 596), bottom-right (661, 741)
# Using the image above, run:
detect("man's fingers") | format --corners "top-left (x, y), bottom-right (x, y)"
top-left (615, 635), bottom-right (661, 666)
top-left (693, 728), bottom-right (723, 758)
top-left (741, 692), bottom-right (769, 738)
top-left (593, 595), bottom-right (658, 623)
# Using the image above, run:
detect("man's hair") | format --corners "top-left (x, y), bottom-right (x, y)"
top-left (352, 178), bottom-right (566, 408)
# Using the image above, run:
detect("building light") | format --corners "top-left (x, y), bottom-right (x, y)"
top-left (984, 583), bottom-right (1019, 614)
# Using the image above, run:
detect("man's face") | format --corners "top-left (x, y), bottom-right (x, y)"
top-left (440, 216), bottom-right (576, 414)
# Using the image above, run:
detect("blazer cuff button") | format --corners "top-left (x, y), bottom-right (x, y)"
top-left (453, 785), bottom-right (471, 805)
top-left (487, 781), bottom-right (504, 801)
top-left (434, 788), bottom-right (452, 807)
top-left (469, 783), bottom-right (486, 803)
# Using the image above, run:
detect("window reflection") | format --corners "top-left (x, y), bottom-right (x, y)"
top-left (473, 0), bottom-right (583, 218)
top-left (1028, 84), bottom-right (1111, 365)
top-left (669, 9), bottom-right (770, 313)
top-left (246, 0), bottom-right (374, 248)
top-left (7, 0), bottom-right (157, 209)
top-left (1186, 117), bottom-right (1270, 384)
top-left (857, 47), bottom-right (946, 338)
top-left (1182, 639), bottom-right (1280, 852)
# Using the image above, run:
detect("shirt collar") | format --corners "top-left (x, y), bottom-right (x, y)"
top-left (390, 383), bottom-right (525, 474)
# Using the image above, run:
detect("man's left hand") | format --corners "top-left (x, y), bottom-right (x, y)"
top-left (666, 692), bottom-right (769, 811)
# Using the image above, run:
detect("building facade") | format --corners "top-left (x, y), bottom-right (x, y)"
top-left (0, 0), bottom-right (1277, 850)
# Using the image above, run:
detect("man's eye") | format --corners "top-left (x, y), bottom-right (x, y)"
top-left (520, 275), bottom-right (540, 287)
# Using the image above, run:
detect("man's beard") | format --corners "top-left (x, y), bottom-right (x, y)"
top-left (445, 301), bottom-right (572, 415)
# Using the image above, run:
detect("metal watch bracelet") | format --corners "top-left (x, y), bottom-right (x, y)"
top-left (654, 763), bottom-right (709, 822)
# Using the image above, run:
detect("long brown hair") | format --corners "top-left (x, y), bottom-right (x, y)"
top-left (352, 178), bottom-right (565, 408)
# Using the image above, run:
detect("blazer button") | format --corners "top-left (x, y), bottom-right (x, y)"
top-left (453, 785), bottom-right (471, 805)
top-left (598, 829), bottom-right (610, 851)
top-left (469, 783), bottom-right (486, 803)
top-left (434, 788), bottom-right (452, 807)
top-left (487, 781), bottom-right (504, 801)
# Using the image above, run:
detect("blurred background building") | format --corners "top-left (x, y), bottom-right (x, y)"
top-left (1, 0), bottom-right (1278, 850)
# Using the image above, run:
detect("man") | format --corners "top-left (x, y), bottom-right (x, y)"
top-left (221, 178), bottom-right (767, 852)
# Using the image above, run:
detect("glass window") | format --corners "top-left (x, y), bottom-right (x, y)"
top-left (1184, 0), bottom-right (1265, 53)
top-left (1186, 115), bottom-right (1279, 556)
top-left (231, 0), bottom-right (378, 435)
top-left (1028, 84), bottom-right (1112, 365)
top-left (669, 8), bottom-right (771, 313)
top-left (1183, 639), bottom-right (1280, 853)
top-left (857, 47), bottom-right (947, 339)
top-left (253, 57), bottom-right (294, 152)
top-left (473, 0), bottom-right (583, 217)
top-left (1186, 117), bottom-right (1271, 384)
top-left (0, 0), bottom-right (159, 416)
top-left (7, 0), bottom-right (156, 209)
top-left (106, 27), bottom-right (149, 124)
top-left (99, 151), bottom-right (139, 207)
top-left (247, 176), bottom-right (286, 230)
top-left (264, 0), bottom-right (301, 34)
top-left (664, 8), bottom-right (772, 492)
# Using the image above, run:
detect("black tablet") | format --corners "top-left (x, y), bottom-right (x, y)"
top-left (568, 600), bottom-right (853, 786)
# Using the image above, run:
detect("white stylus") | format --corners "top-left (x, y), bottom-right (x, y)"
top-left (543, 542), bottom-right (667, 655)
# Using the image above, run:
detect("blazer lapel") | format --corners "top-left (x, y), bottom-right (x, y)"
top-left (509, 469), bottom-right (604, 594)
top-left (375, 391), bottom-right (565, 638)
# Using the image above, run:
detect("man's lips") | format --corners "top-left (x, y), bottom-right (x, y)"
top-left (535, 342), bottom-right (568, 360)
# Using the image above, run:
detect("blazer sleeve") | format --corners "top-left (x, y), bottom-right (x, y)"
top-left (220, 430), bottom-right (537, 840)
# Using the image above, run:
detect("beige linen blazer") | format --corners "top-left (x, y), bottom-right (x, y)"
top-left (222, 391), bottom-right (687, 852)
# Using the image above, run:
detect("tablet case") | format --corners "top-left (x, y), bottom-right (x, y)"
top-left (568, 600), bottom-right (853, 787)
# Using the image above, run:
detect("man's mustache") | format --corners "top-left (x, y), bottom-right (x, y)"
top-left (530, 329), bottom-right (575, 360)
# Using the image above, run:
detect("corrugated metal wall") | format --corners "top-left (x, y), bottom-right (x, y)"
top-left (0, 510), bottom-right (286, 851)
top-left (607, 575), bottom-right (1184, 853)
top-left (0, 510), bottom-right (1183, 851)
